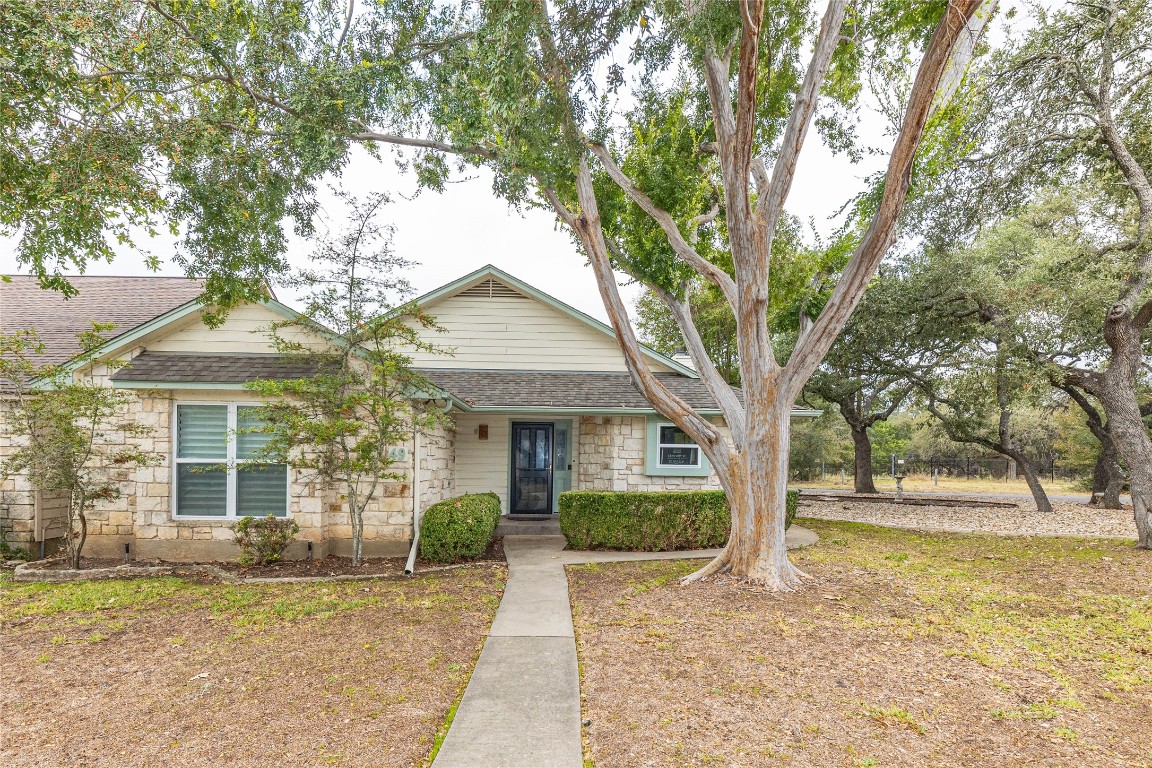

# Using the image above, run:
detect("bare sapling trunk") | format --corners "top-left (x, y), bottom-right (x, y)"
top-left (69, 490), bottom-right (87, 569)
top-left (850, 425), bottom-right (878, 493)
top-left (348, 486), bottom-right (364, 566)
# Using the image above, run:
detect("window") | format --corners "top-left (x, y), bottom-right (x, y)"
top-left (656, 423), bottom-right (701, 469)
top-left (174, 404), bottom-right (288, 518)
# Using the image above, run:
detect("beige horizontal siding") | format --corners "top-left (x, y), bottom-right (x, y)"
top-left (148, 304), bottom-right (322, 354)
top-left (405, 293), bottom-right (675, 373)
top-left (451, 412), bottom-right (582, 515)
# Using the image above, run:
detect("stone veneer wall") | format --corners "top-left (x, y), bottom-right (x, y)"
top-left (576, 415), bottom-right (724, 492)
top-left (419, 422), bottom-right (456, 509)
top-left (2, 363), bottom-right (425, 560)
top-left (0, 403), bottom-right (37, 549)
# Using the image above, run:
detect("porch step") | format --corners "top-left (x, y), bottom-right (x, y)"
top-left (496, 516), bottom-right (562, 536)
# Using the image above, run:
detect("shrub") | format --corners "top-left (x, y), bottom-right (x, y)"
top-left (233, 515), bottom-right (300, 566)
top-left (420, 492), bottom-right (501, 563)
top-left (560, 489), bottom-right (800, 551)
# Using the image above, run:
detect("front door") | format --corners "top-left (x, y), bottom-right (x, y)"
top-left (511, 423), bottom-right (553, 514)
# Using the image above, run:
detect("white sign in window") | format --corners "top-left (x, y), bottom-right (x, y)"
top-left (656, 423), bottom-right (701, 468)
top-left (174, 403), bottom-right (288, 518)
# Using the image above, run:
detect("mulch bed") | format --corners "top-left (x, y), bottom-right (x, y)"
top-left (569, 520), bottom-right (1152, 768)
top-left (25, 537), bottom-right (506, 580)
top-left (801, 497), bottom-right (1138, 539)
top-left (1, 564), bottom-right (507, 768)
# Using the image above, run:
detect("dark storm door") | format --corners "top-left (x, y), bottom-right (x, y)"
top-left (511, 423), bottom-right (554, 514)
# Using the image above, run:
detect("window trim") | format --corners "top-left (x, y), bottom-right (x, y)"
top-left (643, 415), bottom-right (713, 477)
top-left (171, 401), bottom-right (291, 520)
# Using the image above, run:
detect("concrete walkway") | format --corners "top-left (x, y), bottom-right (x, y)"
top-left (431, 526), bottom-right (818, 768)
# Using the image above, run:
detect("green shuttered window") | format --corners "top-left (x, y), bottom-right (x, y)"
top-left (174, 403), bottom-right (288, 518)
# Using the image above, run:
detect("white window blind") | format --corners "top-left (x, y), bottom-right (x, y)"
top-left (173, 403), bottom-right (288, 518)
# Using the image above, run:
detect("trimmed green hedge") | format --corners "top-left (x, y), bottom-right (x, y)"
top-left (419, 492), bottom-right (501, 563)
top-left (560, 489), bottom-right (799, 551)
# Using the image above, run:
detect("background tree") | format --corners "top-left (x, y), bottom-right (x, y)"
top-left (245, 193), bottom-right (441, 567)
top-left (0, 327), bottom-right (159, 568)
top-left (802, 270), bottom-right (952, 493)
top-left (1, 0), bottom-right (994, 588)
top-left (788, 408), bottom-right (852, 482)
top-left (636, 283), bottom-right (740, 385)
top-left (920, 0), bottom-right (1152, 545)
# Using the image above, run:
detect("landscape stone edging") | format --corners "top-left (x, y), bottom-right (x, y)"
top-left (11, 559), bottom-right (503, 585)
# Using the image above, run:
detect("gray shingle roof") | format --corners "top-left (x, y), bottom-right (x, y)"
top-left (111, 353), bottom-right (322, 383)
top-left (416, 368), bottom-right (740, 411)
top-left (1, 275), bottom-right (205, 368)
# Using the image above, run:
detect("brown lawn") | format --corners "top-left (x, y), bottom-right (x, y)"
top-left (0, 565), bottom-right (505, 768)
top-left (569, 520), bottom-right (1152, 768)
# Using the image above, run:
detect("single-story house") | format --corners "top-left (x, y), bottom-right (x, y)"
top-left (0, 265), bottom-right (817, 561)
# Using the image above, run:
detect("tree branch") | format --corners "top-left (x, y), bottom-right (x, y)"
top-left (759, 0), bottom-right (848, 236)
top-left (648, 282), bottom-right (746, 444)
top-left (561, 162), bottom-right (729, 465)
top-left (588, 142), bottom-right (738, 310)
top-left (785, 0), bottom-right (989, 399)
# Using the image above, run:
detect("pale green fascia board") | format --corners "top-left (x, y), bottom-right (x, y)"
top-left (114, 381), bottom-right (253, 391)
top-left (406, 264), bottom-right (700, 378)
top-left (643, 414), bottom-right (713, 477)
top-left (791, 408), bottom-right (823, 419)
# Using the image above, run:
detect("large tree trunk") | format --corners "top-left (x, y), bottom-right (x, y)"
top-left (850, 425), bottom-right (878, 494)
top-left (1089, 436), bottom-right (1125, 509)
top-left (1077, 305), bottom-right (1152, 548)
top-left (1096, 363), bottom-right (1152, 548)
top-left (1013, 452), bottom-right (1053, 515)
top-left (685, 396), bottom-right (803, 590)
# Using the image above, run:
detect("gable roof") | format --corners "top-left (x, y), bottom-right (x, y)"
top-left (0, 275), bottom-right (206, 368)
top-left (411, 265), bottom-right (699, 378)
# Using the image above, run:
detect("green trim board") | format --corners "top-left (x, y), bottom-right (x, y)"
top-left (644, 415), bottom-right (713, 477)
top-left (405, 264), bottom-right (700, 378)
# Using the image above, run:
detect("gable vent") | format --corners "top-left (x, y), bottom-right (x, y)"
top-left (457, 278), bottom-right (525, 299)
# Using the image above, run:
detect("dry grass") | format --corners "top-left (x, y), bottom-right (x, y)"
top-left (569, 520), bottom-right (1152, 768)
top-left (0, 566), bottom-right (506, 768)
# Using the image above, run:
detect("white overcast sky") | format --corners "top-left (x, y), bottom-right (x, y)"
top-left (0, 3), bottom-right (1023, 324)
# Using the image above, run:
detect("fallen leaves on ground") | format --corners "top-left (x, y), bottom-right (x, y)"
top-left (569, 521), bottom-right (1152, 768)
top-left (1, 565), bottom-right (505, 768)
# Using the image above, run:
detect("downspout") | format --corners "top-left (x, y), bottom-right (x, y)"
top-left (404, 426), bottom-right (421, 575)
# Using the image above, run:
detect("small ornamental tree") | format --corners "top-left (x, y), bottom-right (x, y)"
top-left (0, 325), bottom-right (159, 568)
top-left (244, 193), bottom-right (442, 567)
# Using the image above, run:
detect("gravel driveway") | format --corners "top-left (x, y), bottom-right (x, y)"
top-left (799, 496), bottom-right (1138, 539)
